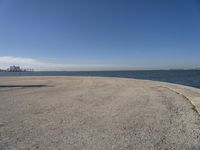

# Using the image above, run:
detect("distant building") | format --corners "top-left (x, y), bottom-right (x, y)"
top-left (0, 66), bottom-right (34, 72)
top-left (6, 65), bottom-right (34, 72)
top-left (8, 65), bottom-right (21, 72)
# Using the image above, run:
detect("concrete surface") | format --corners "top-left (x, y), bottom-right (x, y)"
top-left (0, 77), bottom-right (200, 150)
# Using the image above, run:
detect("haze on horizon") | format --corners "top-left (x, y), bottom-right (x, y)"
top-left (0, 0), bottom-right (200, 71)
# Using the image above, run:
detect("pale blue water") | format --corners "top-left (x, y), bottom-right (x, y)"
top-left (0, 70), bottom-right (200, 89)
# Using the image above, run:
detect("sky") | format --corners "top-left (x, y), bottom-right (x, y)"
top-left (0, 0), bottom-right (200, 71)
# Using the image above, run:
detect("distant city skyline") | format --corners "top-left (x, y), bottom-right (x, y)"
top-left (0, 0), bottom-right (200, 71)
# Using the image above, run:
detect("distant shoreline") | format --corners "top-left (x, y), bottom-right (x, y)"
top-left (0, 69), bottom-right (200, 72)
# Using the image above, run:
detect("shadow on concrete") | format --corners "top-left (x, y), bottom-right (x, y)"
top-left (0, 85), bottom-right (48, 88)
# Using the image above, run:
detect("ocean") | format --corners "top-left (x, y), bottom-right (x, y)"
top-left (0, 70), bottom-right (200, 89)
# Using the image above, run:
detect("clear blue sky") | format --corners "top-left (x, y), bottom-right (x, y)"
top-left (0, 0), bottom-right (200, 70)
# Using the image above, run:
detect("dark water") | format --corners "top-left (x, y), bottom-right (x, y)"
top-left (0, 70), bottom-right (200, 89)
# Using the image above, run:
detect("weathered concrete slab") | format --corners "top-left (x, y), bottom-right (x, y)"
top-left (0, 77), bottom-right (200, 150)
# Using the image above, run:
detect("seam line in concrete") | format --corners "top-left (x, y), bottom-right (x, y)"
top-left (157, 86), bottom-right (200, 116)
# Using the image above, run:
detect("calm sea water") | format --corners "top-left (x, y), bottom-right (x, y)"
top-left (0, 70), bottom-right (200, 89)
